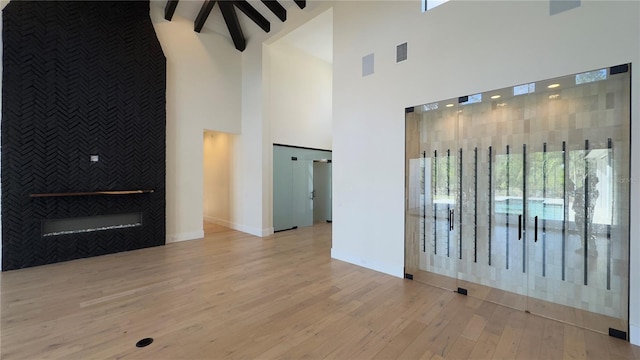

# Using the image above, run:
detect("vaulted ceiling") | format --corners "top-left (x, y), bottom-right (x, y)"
top-left (163, 0), bottom-right (305, 51)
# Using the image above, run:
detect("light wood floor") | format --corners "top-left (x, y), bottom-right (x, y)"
top-left (1, 223), bottom-right (638, 359)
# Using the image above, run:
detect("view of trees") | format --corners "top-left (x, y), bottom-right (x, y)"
top-left (430, 148), bottom-right (608, 202)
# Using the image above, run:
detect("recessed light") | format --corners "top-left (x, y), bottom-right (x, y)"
top-left (491, 95), bottom-right (501, 99)
top-left (548, 83), bottom-right (560, 89)
top-left (446, 103), bottom-right (454, 108)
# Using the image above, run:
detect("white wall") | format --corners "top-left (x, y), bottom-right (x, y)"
top-left (268, 42), bottom-right (333, 150)
top-left (150, 7), bottom-right (241, 242)
top-left (203, 131), bottom-right (233, 227)
top-left (330, 0), bottom-right (640, 344)
top-left (237, 2), bottom-right (334, 236)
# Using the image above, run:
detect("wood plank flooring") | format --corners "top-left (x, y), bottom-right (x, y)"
top-left (1, 222), bottom-right (638, 359)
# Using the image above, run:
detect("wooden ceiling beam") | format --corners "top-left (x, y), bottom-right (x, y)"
top-left (234, 0), bottom-right (270, 33)
top-left (164, 0), bottom-right (179, 21)
top-left (194, 0), bottom-right (217, 33)
top-left (293, 0), bottom-right (306, 9)
top-left (260, 0), bottom-right (286, 22)
top-left (220, 1), bottom-right (246, 51)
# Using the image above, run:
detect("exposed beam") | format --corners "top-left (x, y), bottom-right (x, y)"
top-left (293, 0), bottom-right (306, 9)
top-left (234, 0), bottom-right (270, 33)
top-left (165, 0), bottom-right (179, 21)
top-left (194, 0), bottom-right (217, 33)
top-left (261, 0), bottom-right (286, 22)
top-left (220, 1), bottom-right (246, 51)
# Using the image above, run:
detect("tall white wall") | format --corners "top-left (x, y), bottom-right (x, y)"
top-left (268, 42), bottom-right (332, 150)
top-left (331, 0), bottom-right (640, 344)
top-left (238, 2), bottom-right (334, 236)
top-left (203, 131), bottom-right (233, 227)
top-left (150, 7), bottom-right (241, 242)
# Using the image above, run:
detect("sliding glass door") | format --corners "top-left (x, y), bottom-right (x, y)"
top-left (405, 64), bottom-right (631, 337)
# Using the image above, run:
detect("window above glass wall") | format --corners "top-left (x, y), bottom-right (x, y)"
top-left (422, 0), bottom-right (450, 12)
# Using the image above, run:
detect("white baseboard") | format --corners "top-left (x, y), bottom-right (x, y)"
top-left (201, 216), bottom-right (273, 238)
top-left (166, 230), bottom-right (204, 243)
top-left (330, 248), bottom-right (404, 278)
top-left (203, 216), bottom-right (231, 228)
top-left (630, 324), bottom-right (640, 346)
top-left (227, 222), bottom-right (272, 237)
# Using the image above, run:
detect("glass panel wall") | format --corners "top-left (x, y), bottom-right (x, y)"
top-left (405, 65), bottom-right (631, 335)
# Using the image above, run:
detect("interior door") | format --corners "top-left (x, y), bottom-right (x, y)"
top-left (293, 159), bottom-right (314, 228)
top-left (273, 146), bottom-right (294, 231)
top-left (523, 69), bottom-right (631, 335)
top-left (313, 161), bottom-right (331, 223)
top-left (404, 103), bottom-right (459, 290)
top-left (485, 142), bottom-right (528, 311)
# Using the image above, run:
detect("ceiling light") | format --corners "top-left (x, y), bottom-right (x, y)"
top-left (491, 95), bottom-right (501, 99)
top-left (547, 83), bottom-right (560, 89)
top-left (446, 103), bottom-right (454, 108)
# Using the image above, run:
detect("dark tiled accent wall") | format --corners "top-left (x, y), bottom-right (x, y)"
top-left (2, 1), bottom-right (166, 270)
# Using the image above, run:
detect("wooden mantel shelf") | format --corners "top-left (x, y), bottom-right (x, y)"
top-left (29, 190), bottom-right (154, 198)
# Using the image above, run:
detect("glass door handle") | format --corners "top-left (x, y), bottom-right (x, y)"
top-left (518, 214), bottom-right (522, 240)
top-left (534, 216), bottom-right (538, 242)
top-left (450, 210), bottom-right (454, 231)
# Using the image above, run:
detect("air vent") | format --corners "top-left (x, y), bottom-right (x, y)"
top-left (362, 53), bottom-right (374, 77)
top-left (396, 42), bottom-right (408, 62)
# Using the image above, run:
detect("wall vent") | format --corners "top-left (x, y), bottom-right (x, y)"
top-left (396, 42), bottom-right (408, 62)
top-left (362, 53), bottom-right (374, 77)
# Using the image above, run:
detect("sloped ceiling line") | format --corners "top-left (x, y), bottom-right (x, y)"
top-left (164, 0), bottom-right (305, 52)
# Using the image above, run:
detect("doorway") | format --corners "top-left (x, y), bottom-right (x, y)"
top-left (273, 144), bottom-right (332, 232)
top-left (203, 130), bottom-right (233, 231)
top-left (313, 160), bottom-right (332, 224)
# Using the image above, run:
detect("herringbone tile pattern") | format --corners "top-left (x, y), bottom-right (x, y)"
top-left (2, 1), bottom-right (166, 270)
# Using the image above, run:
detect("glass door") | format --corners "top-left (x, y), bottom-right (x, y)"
top-left (406, 64), bottom-right (630, 337)
top-left (404, 102), bottom-right (459, 290)
top-left (293, 159), bottom-right (314, 228)
top-left (523, 69), bottom-right (631, 335)
top-left (461, 93), bottom-right (530, 310)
